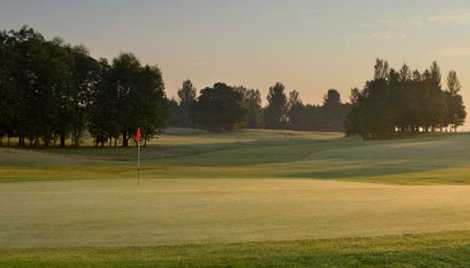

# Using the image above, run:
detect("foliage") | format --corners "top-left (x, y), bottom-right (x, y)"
top-left (0, 26), bottom-right (168, 147)
top-left (346, 59), bottom-right (466, 139)
top-left (193, 82), bottom-right (247, 131)
top-left (264, 82), bottom-right (288, 129)
top-left (167, 80), bottom-right (349, 132)
top-left (238, 87), bottom-right (263, 128)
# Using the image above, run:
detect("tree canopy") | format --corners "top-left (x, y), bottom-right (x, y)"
top-left (346, 59), bottom-right (466, 139)
top-left (0, 26), bottom-right (168, 147)
top-left (193, 82), bottom-right (247, 131)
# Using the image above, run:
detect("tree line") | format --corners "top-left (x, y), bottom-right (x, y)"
top-left (346, 59), bottom-right (466, 139)
top-left (2, 27), bottom-right (465, 147)
top-left (0, 26), bottom-right (167, 147)
top-left (167, 81), bottom-right (350, 132)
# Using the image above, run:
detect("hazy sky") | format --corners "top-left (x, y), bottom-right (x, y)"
top-left (2, 0), bottom-right (470, 120)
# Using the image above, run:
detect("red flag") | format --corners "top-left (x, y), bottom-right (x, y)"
top-left (134, 128), bottom-right (142, 143)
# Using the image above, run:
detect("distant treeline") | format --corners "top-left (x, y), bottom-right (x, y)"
top-left (0, 26), bottom-right (348, 147)
top-left (346, 59), bottom-right (466, 139)
top-left (1, 26), bottom-right (465, 147)
top-left (167, 81), bottom-right (350, 132)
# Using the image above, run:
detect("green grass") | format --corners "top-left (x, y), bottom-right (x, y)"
top-left (5, 177), bottom-right (470, 250)
top-left (2, 129), bottom-right (470, 184)
top-left (3, 129), bottom-right (470, 267)
top-left (4, 230), bottom-right (470, 267)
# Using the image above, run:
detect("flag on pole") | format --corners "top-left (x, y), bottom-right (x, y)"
top-left (135, 127), bottom-right (142, 185)
top-left (134, 128), bottom-right (142, 143)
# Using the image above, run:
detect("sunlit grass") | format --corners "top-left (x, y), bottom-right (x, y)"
top-left (3, 230), bottom-right (470, 267)
top-left (1, 129), bottom-right (470, 184)
top-left (3, 129), bottom-right (470, 266)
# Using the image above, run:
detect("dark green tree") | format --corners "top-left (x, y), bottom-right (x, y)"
top-left (346, 59), bottom-right (465, 139)
top-left (446, 71), bottom-right (466, 131)
top-left (67, 45), bottom-right (101, 146)
top-left (177, 79), bottom-right (197, 127)
top-left (237, 87), bottom-right (262, 128)
top-left (264, 82), bottom-right (288, 129)
top-left (287, 90), bottom-right (305, 130)
top-left (194, 83), bottom-right (247, 131)
top-left (109, 53), bottom-right (142, 147)
top-left (134, 65), bottom-right (167, 145)
top-left (320, 89), bottom-right (349, 131)
top-left (88, 58), bottom-right (121, 147)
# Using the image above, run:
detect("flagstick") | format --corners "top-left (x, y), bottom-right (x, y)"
top-left (137, 140), bottom-right (140, 186)
top-left (135, 128), bottom-right (142, 186)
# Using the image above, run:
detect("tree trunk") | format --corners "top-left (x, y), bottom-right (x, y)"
top-left (18, 135), bottom-right (25, 147)
top-left (60, 135), bottom-right (66, 147)
top-left (72, 130), bottom-right (81, 147)
top-left (44, 137), bottom-right (50, 147)
top-left (122, 132), bottom-right (128, 147)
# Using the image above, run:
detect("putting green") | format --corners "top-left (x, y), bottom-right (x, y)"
top-left (2, 178), bottom-right (470, 248)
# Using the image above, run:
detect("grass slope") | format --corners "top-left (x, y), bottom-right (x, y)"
top-left (1, 129), bottom-right (470, 184)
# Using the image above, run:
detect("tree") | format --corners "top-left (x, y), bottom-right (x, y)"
top-left (238, 87), bottom-right (262, 128)
top-left (0, 29), bottom-right (16, 146)
top-left (321, 89), bottom-right (349, 131)
top-left (374, 58), bottom-right (389, 80)
top-left (346, 60), bottom-right (465, 139)
top-left (264, 82), bottom-right (288, 129)
top-left (446, 71), bottom-right (466, 131)
top-left (89, 55), bottom-right (168, 147)
top-left (134, 65), bottom-right (168, 145)
top-left (194, 82), bottom-right (247, 131)
top-left (177, 80), bottom-right (197, 127)
top-left (106, 53), bottom-right (167, 147)
top-left (287, 90), bottom-right (305, 130)
top-left (0, 26), bottom-right (170, 147)
top-left (345, 88), bottom-right (364, 136)
top-left (88, 58), bottom-right (120, 147)
top-left (5, 27), bottom-right (71, 147)
top-left (67, 45), bottom-right (101, 146)
top-left (165, 97), bottom-right (181, 127)
top-left (109, 53), bottom-right (143, 147)
top-left (4, 26), bottom-right (48, 146)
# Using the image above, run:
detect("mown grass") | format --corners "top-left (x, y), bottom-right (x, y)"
top-left (3, 129), bottom-right (470, 267)
top-left (1, 129), bottom-right (470, 184)
top-left (3, 230), bottom-right (470, 267)
top-left (3, 178), bottom-right (470, 248)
